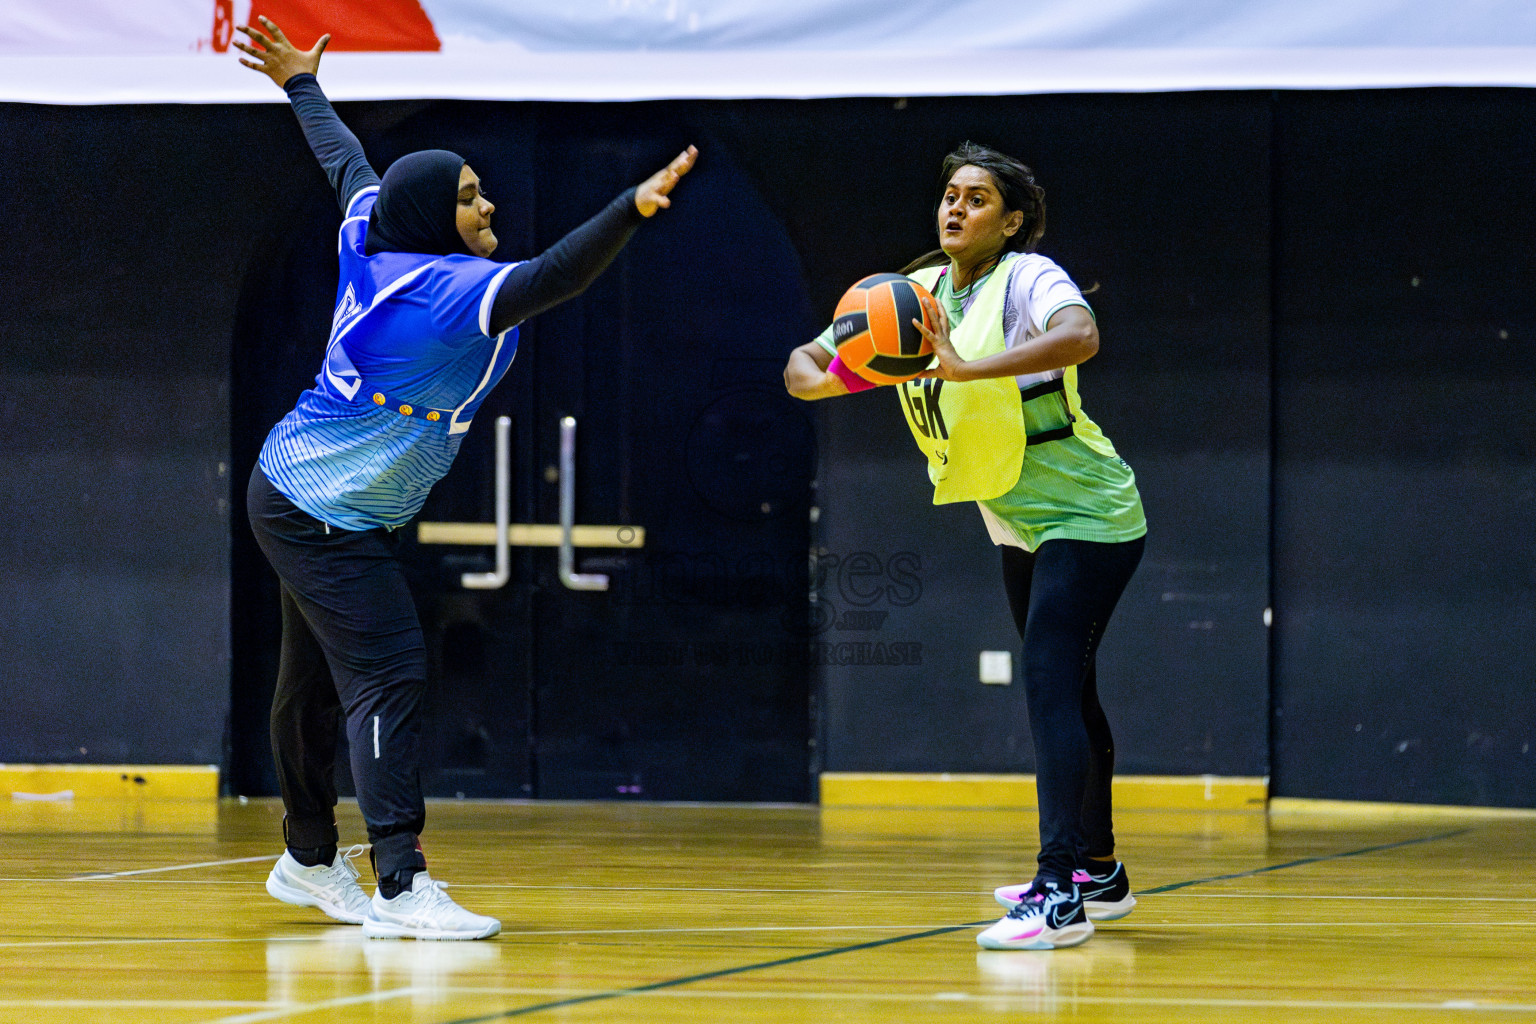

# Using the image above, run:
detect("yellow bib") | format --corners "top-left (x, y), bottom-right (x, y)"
top-left (898, 261), bottom-right (1028, 504)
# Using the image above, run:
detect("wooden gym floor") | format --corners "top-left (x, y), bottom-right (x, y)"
top-left (2, 797), bottom-right (1533, 1023)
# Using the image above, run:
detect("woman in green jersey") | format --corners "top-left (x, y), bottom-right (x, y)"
top-left (784, 142), bottom-right (1146, 951)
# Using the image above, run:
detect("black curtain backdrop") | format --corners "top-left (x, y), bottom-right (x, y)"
top-left (1, 89), bottom-right (1531, 806)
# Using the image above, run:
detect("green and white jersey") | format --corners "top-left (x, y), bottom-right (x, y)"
top-left (814, 252), bottom-right (1146, 551)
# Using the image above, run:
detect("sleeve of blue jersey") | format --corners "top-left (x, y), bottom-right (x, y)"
top-left (338, 189), bottom-right (379, 258)
top-left (345, 187), bottom-right (379, 221)
top-left (428, 256), bottom-right (521, 345)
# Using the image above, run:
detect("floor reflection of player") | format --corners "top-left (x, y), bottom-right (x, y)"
top-left (976, 934), bottom-right (1138, 1005)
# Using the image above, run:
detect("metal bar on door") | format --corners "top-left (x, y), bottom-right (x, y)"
top-left (417, 415), bottom-right (643, 590)
top-left (558, 416), bottom-right (609, 591)
top-left (460, 416), bottom-right (512, 590)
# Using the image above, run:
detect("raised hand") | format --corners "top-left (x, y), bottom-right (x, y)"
top-left (635, 146), bottom-right (699, 218)
top-left (234, 16), bottom-right (331, 89)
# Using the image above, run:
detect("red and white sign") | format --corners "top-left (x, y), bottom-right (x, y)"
top-left (3, 0), bottom-right (1535, 103)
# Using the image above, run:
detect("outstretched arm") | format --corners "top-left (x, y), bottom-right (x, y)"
top-left (487, 147), bottom-right (698, 335)
top-left (783, 338), bottom-right (852, 401)
top-left (234, 17), bottom-right (379, 213)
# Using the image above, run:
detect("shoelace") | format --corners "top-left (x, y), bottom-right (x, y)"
top-left (1008, 882), bottom-right (1084, 919)
top-left (337, 844), bottom-right (368, 882)
top-left (411, 877), bottom-right (457, 909)
top-left (1006, 890), bottom-right (1049, 920)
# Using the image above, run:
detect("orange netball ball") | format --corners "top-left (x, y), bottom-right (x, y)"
top-left (832, 273), bottom-right (937, 384)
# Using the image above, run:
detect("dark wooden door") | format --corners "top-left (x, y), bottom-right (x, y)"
top-left (407, 122), bottom-right (818, 801)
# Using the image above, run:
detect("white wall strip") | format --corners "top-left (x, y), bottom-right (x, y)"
top-left (7, 46), bottom-right (1536, 105)
top-left (5, 0), bottom-right (1536, 104)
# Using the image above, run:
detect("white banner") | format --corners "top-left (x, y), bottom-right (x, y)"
top-left (4, 0), bottom-right (1536, 103)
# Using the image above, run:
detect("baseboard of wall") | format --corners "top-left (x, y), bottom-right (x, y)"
top-left (0, 764), bottom-right (218, 801)
top-left (1268, 796), bottom-right (1536, 819)
top-left (819, 772), bottom-right (1269, 810)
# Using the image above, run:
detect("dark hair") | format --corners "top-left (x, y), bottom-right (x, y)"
top-left (900, 141), bottom-right (1047, 275)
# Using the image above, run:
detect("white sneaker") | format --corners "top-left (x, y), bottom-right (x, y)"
top-left (266, 845), bottom-right (371, 925)
top-left (361, 871), bottom-right (500, 941)
top-left (996, 863), bottom-right (1137, 922)
top-left (977, 881), bottom-right (1094, 951)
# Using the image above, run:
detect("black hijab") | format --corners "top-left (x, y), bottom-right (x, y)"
top-left (365, 149), bottom-right (470, 257)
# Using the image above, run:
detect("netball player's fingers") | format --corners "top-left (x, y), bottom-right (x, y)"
top-left (259, 16), bottom-right (292, 48)
top-left (236, 23), bottom-right (273, 51)
top-left (310, 34), bottom-right (331, 60)
top-left (654, 171), bottom-right (679, 198)
top-left (913, 315), bottom-right (947, 349)
top-left (670, 145), bottom-right (699, 177)
top-left (637, 178), bottom-right (669, 214)
top-left (919, 293), bottom-right (949, 333)
top-left (233, 34), bottom-right (274, 75)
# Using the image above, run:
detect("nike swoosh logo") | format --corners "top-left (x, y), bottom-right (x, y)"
top-left (1079, 882), bottom-right (1114, 900)
top-left (1048, 903), bottom-right (1078, 929)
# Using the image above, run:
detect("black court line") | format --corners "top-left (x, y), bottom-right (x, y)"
top-left (436, 826), bottom-right (1471, 1024)
top-left (434, 925), bottom-right (982, 1023)
top-left (1135, 827), bottom-right (1472, 894)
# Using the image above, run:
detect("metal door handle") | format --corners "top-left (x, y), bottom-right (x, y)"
top-left (559, 416), bottom-right (609, 591)
top-left (461, 416), bottom-right (511, 590)
top-left (419, 414), bottom-right (638, 589)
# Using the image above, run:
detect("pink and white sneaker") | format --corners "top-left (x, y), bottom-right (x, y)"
top-left (994, 861), bottom-right (1137, 922)
top-left (977, 880), bottom-right (1093, 951)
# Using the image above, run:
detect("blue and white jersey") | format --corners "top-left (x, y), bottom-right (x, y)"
top-left (259, 187), bottom-right (522, 530)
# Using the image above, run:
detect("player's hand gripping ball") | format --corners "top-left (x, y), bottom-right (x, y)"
top-left (832, 274), bottom-right (938, 384)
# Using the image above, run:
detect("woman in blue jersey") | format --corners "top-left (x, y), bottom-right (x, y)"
top-left (234, 18), bottom-right (696, 940)
top-left (785, 143), bottom-right (1146, 951)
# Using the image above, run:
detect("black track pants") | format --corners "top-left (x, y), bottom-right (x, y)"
top-left (1000, 535), bottom-right (1144, 886)
top-left (247, 465), bottom-right (427, 879)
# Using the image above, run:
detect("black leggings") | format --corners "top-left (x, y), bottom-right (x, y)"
top-left (1001, 535), bottom-right (1144, 886)
top-left (247, 465), bottom-right (427, 880)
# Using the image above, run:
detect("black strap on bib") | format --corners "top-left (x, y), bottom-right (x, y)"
top-left (1020, 377), bottom-right (1066, 403)
top-left (1026, 424), bottom-right (1076, 444)
top-left (1019, 377), bottom-right (1075, 445)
